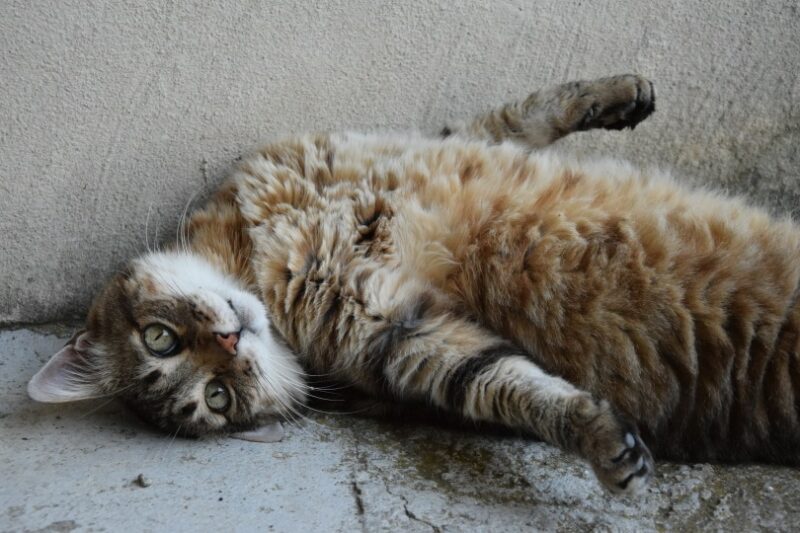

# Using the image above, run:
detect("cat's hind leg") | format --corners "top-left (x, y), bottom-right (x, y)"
top-left (443, 74), bottom-right (655, 148)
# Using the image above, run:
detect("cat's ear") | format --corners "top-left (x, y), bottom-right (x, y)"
top-left (27, 329), bottom-right (104, 403)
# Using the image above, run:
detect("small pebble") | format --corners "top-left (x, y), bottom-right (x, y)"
top-left (133, 474), bottom-right (151, 488)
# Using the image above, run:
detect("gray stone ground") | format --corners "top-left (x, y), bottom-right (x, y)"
top-left (3, 326), bottom-right (800, 532)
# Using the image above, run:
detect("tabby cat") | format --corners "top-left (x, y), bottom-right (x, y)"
top-left (28, 75), bottom-right (800, 495)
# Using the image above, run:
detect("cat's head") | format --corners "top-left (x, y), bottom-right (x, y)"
top-left (27, 251), bottom-right (305, 439)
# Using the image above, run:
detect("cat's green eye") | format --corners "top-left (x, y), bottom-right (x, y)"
top-left (205, 380), bottom-right (231, 413)
top-left (142, 324), bottom-right (179, 356)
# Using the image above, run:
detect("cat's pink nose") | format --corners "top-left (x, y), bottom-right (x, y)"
top-left (214, 331), bottom-right (239, 355)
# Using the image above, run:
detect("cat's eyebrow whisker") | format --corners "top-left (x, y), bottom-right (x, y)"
top-left (153, 210), bottom-right (162, 253)
top-left (144, 203), bottom-right (153, 254)
top-left (142, 422), bottom-right (183, 467)
top-left (158, 423), bottom-right (182, 463)
top-left (76, 396), bottom-right (119, 420)
top-left (177, 190), bottom-right (199, 253)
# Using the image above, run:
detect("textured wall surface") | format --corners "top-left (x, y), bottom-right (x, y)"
top-left (1, 0), bottom-right (799, 324)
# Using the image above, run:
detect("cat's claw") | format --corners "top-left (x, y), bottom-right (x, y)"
top-left (592, 429), bottom-right (654, 495)
top-left (574, 398), bottom-right (655, 494)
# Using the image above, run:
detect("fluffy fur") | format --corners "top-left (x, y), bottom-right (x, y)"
top-left (29, 75), bottom-right (800, 494)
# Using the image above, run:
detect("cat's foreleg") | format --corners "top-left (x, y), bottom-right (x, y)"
top-left (358, 308), bottom-right (654, 494)
top-left (442, 74), bottom-right (655, 148)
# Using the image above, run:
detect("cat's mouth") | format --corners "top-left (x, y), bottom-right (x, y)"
top-left (229, 420), bottom-right (286, 443)
top-left (225, 299), bottom-right (250, 333)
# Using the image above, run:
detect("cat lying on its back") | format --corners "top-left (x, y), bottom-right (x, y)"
top-left (28, 75), bottom-right (800, 495)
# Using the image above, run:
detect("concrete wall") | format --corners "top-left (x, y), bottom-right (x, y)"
top-left (2, 0), bottom-right (799, 325)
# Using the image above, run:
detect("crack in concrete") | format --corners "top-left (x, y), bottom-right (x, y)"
top-left (351, 480), bottom-right (365, 515)
top-left (348, 431), bottom-right (368, 533)
top-left (381, 477), bottom-right (444, 532)
top-left (402, 501), bottom-right (442, 533)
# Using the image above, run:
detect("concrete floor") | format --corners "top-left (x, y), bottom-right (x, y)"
top-left (3, 325), bottom-right (800, 532)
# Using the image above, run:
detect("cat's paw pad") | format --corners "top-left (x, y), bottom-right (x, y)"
top-left (591, 428), bottom-right (654, 495)
top-left (572, 74), bottom-right (655, 133)
top-left (575, 399), bottom-right (655, 495)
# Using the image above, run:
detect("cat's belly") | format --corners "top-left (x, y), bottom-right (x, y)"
top-left (433, 185), bottom-right (800, 461)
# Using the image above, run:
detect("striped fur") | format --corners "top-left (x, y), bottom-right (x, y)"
top-left (32, 74), bottom-right (800, 494)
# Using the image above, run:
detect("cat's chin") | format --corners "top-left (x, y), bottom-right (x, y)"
top-left (229, 421), bottom-right (285, 443)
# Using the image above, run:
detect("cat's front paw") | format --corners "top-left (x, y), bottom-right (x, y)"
top-left (569, 74), bottom-right (656, 133)
top-left (573, 398), bottom-right (655, 495)
top-left (590, 424), bottom-right (654, 495)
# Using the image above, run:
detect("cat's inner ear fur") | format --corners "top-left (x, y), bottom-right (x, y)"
top-left (28, 329), bottom-right (107, 403)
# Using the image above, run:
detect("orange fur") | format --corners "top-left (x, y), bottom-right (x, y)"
top-left (45, 75), bottom-right (800, 494)
top-left (185, 130), bottom-right (800, 466)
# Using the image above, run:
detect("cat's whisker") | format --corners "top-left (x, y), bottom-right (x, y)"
top-left (297, 370), bottom-right (344, 379)
top-left (273, 397), bottom-right (309, 430)
top-left (76, 396), bottom-right (119, 420)
top-left (147, 422), bottom-right (183, 466)
top-left (75, 383), bottom-right (138, 420)
top-left (254, 365), bottom-right (317, 431)
top-left (266, 384), bottom-right (311, 428)
top-left (153, 210), bottom-right (162, 253)
top-left (266, 364), bottom-right (322, 400)
top-left (303, 381), bottom-right (351, 392)
top-left (300, 402), bottom-right (382, 417)
top-left (177, 190), bottom-right (199, 253)
top-left (265, 363), bottom-right (344, 409)
top-left (144, 203), bottom-right (153, 254)
top-left (273, 399), bottom-right (306, 429)
top-left (162, 423), bottom-right (182, 460)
